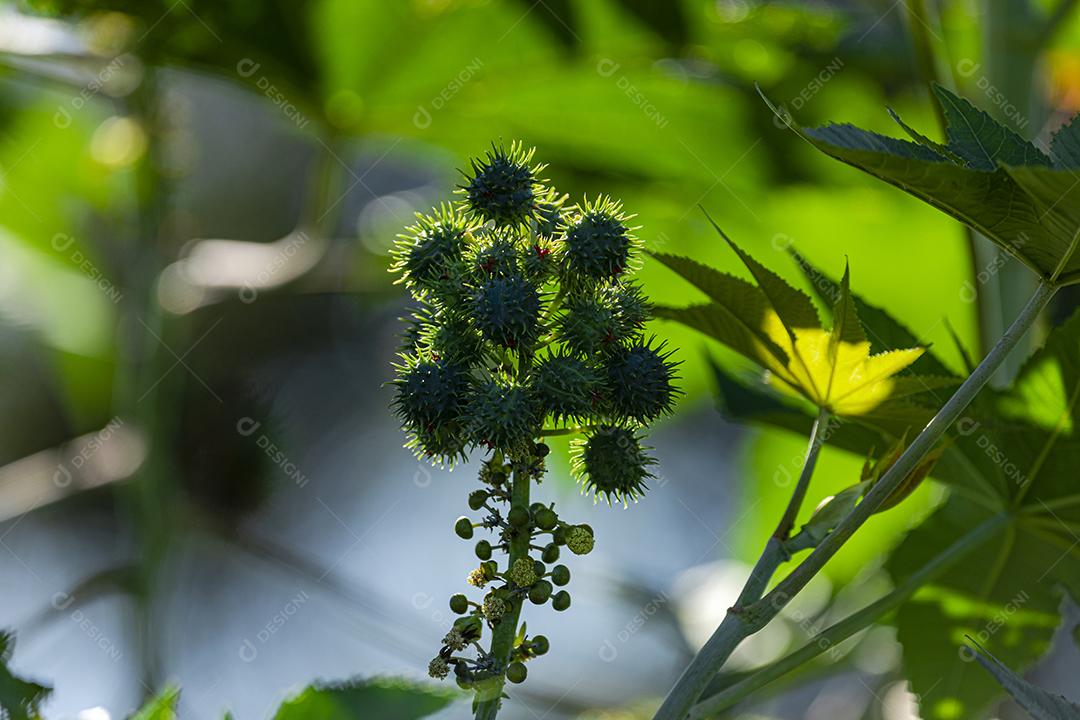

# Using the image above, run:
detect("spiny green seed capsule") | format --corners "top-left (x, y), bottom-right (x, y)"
top-left (552, 590), bottom-right (572, 611)
top-left (471, 274), bottom-right (541, 348)
top-left (483, 594), bottom-right (508, 621)
top-left (392, 204), bottom-right (472, 290)
top-left (536, 190), bottom-right (566, 238)
top-left (429, 656), bottom-right (451, 680)
top-left (534, 507), bottom-right (557, 531)
top-left (532, 352), bottom-right (601, 422)
top-left (392, 357), bottom-right (471, 431)
top-left (506, 661), bottom-right (528, 684)
top-left (573, 425), bottom-right (655, 505)
top-left (411, 307), bottom-right (485, 367)
top-left (602, 281), bottom-right (651, 331)
top-left (551, 565), bottom-right (571, 586)
top-left (475, 540), bottom-right (493, 560)
top-left (449, 594), bottom-right (469, 614)
top-left (467, 379), bottom-right (542, 452)
top-left (566, 526), bottom-right (594, 555)
top-left (462, 142), bottom-right (543, 226)
top-left (469, 232), bottom-right (521, 279)
top-left (558, 293), bottom-right (624, 357)
top-left (455, 516), bottom-right (474, 539)
top-left (605, 340), bottom-right (680, 422)
top-left (507, 557), bottom-right (539, 587)
top-left (562, 196), bottom-right (635, 280)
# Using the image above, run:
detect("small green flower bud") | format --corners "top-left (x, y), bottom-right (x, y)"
top-left (530, 502), bottom-right (547, 514)
top-left (507, 557), bottom-right (538, 588)
top-left (531, 635), bottom-right (550, 655)
top-left (508, 506), bottom-right (531, 528)
top-left (506, 661), bottom-right (528, 684)
top-left (483, 593), bottom-right (508, 621)
top-left (535, 508), bottom-right (558, 531)
top-left (533, 560), bottom-right (547, 577)
top-left (552, 590), bottom-right (572, 611)
top-left (468, 490), bottom-right (489, 510)
top-left (528, 580), bottom-right (553, 604)
top-left (566, 526), bottom-right (594, 555)
top-left (449, 593), bottom-right (469, 614)
top-left (534, 442), bottom-right (550, 457)
top-left (479, 459), bottom-right (507, 486)
top-left (442, 628), bottom-right (467, 651)
top-left (551, 565), bottom-right (571, 586)
top-left (475, 540), bottom-right (493, 560)
top-left (429, 656), bottom-right (451, 680)
top-left (467, 568), bottom-right (488, 588)
top-left (455, 516), bottom-right (474, 539)
top-left (552, 526), bottom-right (567, 545)
top-left (482, 560), bottom-right (499, 578)
top-left (541, 543), bottom-right (560, 563)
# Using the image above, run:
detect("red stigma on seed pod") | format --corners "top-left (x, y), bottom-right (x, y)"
top-left (533, 245), bottom-right (551, 259)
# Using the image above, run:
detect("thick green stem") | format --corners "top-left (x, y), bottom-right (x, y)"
top-left (733, 409), bottom-right (830, 610)
top-left (688, 512), bottom-right (1009, 718)
top-left (652, 280), bottom-right (1056, 720)
top-left (473, 468), bottom-right (530, 720)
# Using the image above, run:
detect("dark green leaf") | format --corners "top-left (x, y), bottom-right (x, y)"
top-left (0, 632), bottom-right (50, 720)
top-left (969, 640), bottom-right (1080, 719)
top-left (272, 677), bottom-right (454, 720)
top-left (886, 311), bottom-right (1080, 719)
top-left (764, 87), bottom-right (1080, 284)
top-left (790, 249), bottom-right (955, 376)
top-left (932, 86), bottom-right (1051, 170)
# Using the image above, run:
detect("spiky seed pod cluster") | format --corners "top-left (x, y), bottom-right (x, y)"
top-left (390, 144), bottom-right (678, 699)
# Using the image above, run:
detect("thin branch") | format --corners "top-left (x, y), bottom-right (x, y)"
top-left (689, 513), bottom-right (1008, 718)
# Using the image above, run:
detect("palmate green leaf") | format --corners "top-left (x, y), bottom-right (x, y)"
top-left (789, 249), bottom-right (955, 377)
top-left (0, 632), bottom-right (50, 720)
top-left (652, 236), bottom-right (946, 429)
top-left (886, 311), bottom-right (1080, 720)
top-left (272, 677), bottom-right (454, 720)
top-left (969, 640), bottom-right (1080, 719)
top-left (765, 85), bottom-right (1080, 284)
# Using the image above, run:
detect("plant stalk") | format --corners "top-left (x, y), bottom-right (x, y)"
top-left (473, 467), bottom-right (531, 720)
top-left (688, 512), bottom-right (1009, 718)
top-left (734, 409), bottom-right (830, 610)
top-left (652, 279), bottom-right (1056, 720)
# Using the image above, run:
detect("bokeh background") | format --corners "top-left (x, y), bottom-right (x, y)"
top-left (1, 0), bottom-right (1079, 718)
